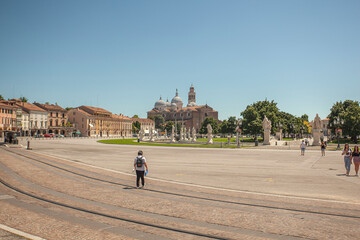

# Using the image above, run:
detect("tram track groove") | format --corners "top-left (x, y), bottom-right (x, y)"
top-left (2, 147), bottom-right (360, 221)
top-left (0, 162), bottom-right (287, 240)
top-left (1, 150), bottom-right (307, 240)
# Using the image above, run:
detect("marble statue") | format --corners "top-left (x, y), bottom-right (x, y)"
top-left (192, 127), bottom-right (197, 142)
top-left (139, 128), bottom-right (145, 141)
top-left (262, 115), bottom-right (271, 145)
top-left (207, 124), bottom-right (213, 144)
top-left (312, 114), bottom-right (322, 146)
top-left (170, 125), bottom-right (175, 142)
top-left (149, 127), bottom-right (154, 142)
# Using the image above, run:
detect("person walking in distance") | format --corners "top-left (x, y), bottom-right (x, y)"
top-left (134, 150), bottom-right (148, 189)
top-left (342, 143), bottom-right (352, 176)
top-left (300, 140), bottom-right (306, 156)
top-left (352, 145), bottom-right (360, 177)
top-left (321, 140), bottom-right (326, 156)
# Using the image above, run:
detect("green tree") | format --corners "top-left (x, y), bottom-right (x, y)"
top-left (220, 116), bottom-right (237, 134)
top-left (132, 114), bottom-right (139, 118)
top-left (241, 106), bottom-right (262, 138)
top-left (328, 100), bottom-right (360, 143)
top-left (132, 121), bottom-right (141, 133)
top-left (241, 100), bottom-right (280, 135)
top-left (301, 114), bottom-right (309, 122)
top-left (164, 121), bottom-right (173, 133)
top-left (65, 107), bottom-right (73, 111)
top-left (153, 115), bottom-right (165, 131)
top-left (20, 97), bottom-right (28, 102)
top-left (0, 95), bottom-right (4, 101)
top-left (199, 117), bottom-right (219, 134)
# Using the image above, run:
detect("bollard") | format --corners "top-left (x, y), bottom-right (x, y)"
top-left (27, 141), bottom-right (32, 150)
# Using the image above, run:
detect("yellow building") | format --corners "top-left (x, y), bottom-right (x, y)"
top-left (67, 106), bottom-right (132, 137)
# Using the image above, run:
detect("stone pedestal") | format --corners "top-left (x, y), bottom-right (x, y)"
top-left (312, 129), bottom-right (321, 146)
top-left (276, 130), bottom-right (283, 141)
top-left (263, 129), bottom-right (270, 145)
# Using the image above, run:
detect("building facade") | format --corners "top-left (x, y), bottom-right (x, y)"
top-left (132, 117), bottom-right (155, 134)
top-left (67, 106), bottom-right (132, 137)
top-left (147, 85), bottom-right (218, 131)
top-left (34, 103), bottom-right (72, 136)
top-left (14, 101), bottom-right (48, 136)
top-left (0, 102), bottom-right (18, 137)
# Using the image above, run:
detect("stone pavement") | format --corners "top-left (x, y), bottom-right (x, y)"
top-left (16, 138), bottom-right (360, 203)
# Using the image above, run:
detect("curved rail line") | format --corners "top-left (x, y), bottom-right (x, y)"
top-left (2, 147), bottom-right (360, 220)
top-left (0, 177), bottom-right (231, 240)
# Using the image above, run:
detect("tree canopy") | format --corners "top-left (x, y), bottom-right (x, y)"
top-left (328, 100), bottom-right (360, 143)
top-left (199, 117), bottom-right (219, 134)
top-left (153, 115), bottom-right (165, 131)
top-left (20, 97), bottom-right (28, 102)
top-left (241, 99), bottom-right (307, 137)
top-left (132, 121), bottom-right (141, 133)
top-left (220, 116), bottom-right (237, 134)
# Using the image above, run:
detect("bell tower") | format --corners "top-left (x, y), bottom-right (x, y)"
top-left (188, 84), bottom-right (196, 105)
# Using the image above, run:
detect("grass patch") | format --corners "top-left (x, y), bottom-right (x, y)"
top-left (98, 139), bottom-right (251, 148)
top-left (196, 137), bottom-right (264, 143)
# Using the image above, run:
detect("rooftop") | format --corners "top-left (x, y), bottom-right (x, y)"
top-left (34, 103), bottom-right (66, 112)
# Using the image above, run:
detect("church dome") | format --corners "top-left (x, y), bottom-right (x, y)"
top-left (171, 102), bottom-right (177, 107)
top-left (171, 89), bottom-right (183, 104)
top-left (154, 97), bottom-right (166, 109)
top-left (187, 102), bottom-right (197, 107)
top-left (166, 99), bottom-right (171, 107)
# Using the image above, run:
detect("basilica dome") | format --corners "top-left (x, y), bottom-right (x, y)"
top-left (154, 97), bottom-right (166, 109)
top-left (187, 102), bottom-right (197, 107)
top-left (165, 99), bottom-right (171, 107)
top-left (171, 89), bottom-right (183, 104)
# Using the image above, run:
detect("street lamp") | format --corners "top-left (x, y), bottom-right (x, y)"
top-left (334, 117), bottom-right (343, 150)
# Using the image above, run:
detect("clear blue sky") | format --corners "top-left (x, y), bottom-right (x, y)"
top-left (1, 0), bottom-right (359, 121)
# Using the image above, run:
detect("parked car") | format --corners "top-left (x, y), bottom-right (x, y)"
top-left (44, 134), bottom-right (54, 137)
top-left (55, 134), bottom-right (64, 138)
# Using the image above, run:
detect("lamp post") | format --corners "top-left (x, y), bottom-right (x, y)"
top-left (334, 117), bottom-right (343, 150)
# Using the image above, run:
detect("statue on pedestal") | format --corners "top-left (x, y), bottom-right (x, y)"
top-left (192, 127), bottom-right (197, 142)
top-left (139, 128), bottom-right (145, 141)
top-left (184, 127), bottom-right (188, 141)
top-left (170, 125), bottom-right (175, 142)
top-left (312, 114), bottom-right (322, 146)
top-left (262, 115), bottom-right (272, 145)
top-left (149, 127), bottom-right (154, 142)
top-left (207, 124), bottom-right (213, 144)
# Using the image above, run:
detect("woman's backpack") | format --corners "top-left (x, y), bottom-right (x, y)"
top-left (136, 157), bottom-right (143, 167)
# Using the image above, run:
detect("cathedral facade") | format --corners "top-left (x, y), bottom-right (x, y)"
top-left (147, 85), bottom-right (218, 131)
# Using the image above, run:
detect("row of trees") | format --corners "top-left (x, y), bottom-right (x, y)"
top-left (195, 100), bottom-right (311, 138)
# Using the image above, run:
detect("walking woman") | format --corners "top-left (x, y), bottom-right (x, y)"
top-left (133, 150), bottom-right (149, 189)
top-left (321, 141), bottom-right (326, 156)
top-left (342, 143), bottom-right (352, 176)
top-left (352, 146), bottom-right (360, 177)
